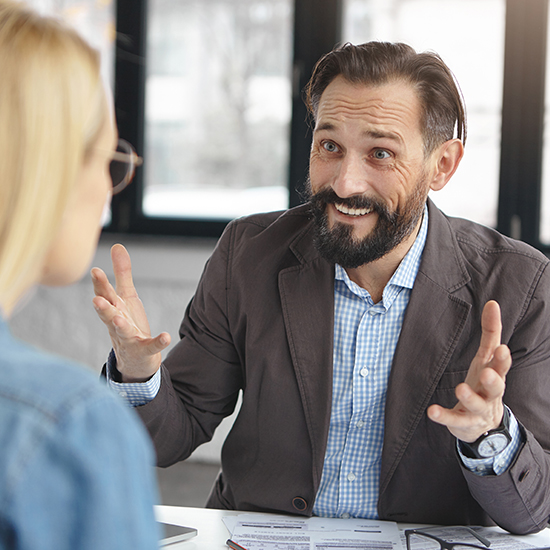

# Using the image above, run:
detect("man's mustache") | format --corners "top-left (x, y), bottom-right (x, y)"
top-left (310, 187), bottom-right (394, 220)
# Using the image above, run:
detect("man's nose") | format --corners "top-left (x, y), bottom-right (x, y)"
top-left (332, 154), bottom-right (370, 198)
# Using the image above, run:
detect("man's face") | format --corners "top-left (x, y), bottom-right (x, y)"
top-left (307, 76), bottom-right (434, 268)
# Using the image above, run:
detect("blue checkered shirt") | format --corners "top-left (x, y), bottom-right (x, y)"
top-left (312, 208), bottom-right (521, 519)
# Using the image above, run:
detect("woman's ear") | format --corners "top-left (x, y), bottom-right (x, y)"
top-left (429, 139), bottom-right (464, 192)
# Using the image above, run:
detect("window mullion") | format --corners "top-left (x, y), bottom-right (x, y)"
top-left (498, 0), bottom-right (548, 247)
top-left (288, 0), bottom-right (343, 207)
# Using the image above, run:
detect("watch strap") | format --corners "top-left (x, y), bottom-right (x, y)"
top-left (459, 406), bottom-right (511, 459)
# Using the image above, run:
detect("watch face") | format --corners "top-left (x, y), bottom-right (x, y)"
top-left (478, 433), bottom-right (509, 457)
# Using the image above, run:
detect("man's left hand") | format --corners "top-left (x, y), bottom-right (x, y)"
top-left (427, 300), bottom-right (512, 442)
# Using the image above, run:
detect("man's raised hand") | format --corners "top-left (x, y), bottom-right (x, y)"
top-left (91, 244), bottom-right (171, 382)
top-left (427, 300), bottom-right (511, 443)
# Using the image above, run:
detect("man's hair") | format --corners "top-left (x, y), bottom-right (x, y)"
top-left (0, 0), bottom-right (105, 306)
top-left (304, 41), bottom-right (466, 155)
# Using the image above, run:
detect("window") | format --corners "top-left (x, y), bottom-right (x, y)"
top-left (109, 0), bottom-right (341, 236)
top-left (143, 0), bottom-right (293, 221)
top-left (28, 0), bottom-right (115, 84)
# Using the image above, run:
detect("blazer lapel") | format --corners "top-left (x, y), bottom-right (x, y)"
top-left (278, 223), bottom-right (335, 485)
top-left (379, 201), bottom-right (472, 495)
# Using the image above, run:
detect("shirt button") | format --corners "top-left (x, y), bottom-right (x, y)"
top-left (360, 368), bottom-right (368, 377)
top-left (119, 391), bottom-right (128, 398)
top-left (347, 473), bottom-right (356, 482)
top-left (357, 421), bottom-right (364, 428)
top-left (341, 513), bottom-right (350, 519)
top-left (369, 309), bottom-right (377, 316)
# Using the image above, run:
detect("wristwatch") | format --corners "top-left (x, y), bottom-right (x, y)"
top-left (459, 406), bottom-right (511, 459)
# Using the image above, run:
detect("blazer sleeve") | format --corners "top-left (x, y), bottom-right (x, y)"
top-left (136, 221), bottom-right (243, 467)
top-left (463, 261), bottom-right (550, 534)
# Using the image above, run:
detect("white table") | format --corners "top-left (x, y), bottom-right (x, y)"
top-left (155, 505), bottom-right (550, 550)
top-left (156, 506), bottom-right (239, 549)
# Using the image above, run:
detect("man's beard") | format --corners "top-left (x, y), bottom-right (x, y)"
top-left (306, 176), bottom-right (428, 269)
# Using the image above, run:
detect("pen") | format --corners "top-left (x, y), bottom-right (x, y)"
top-left (226, 539), bottom-right (248, 550)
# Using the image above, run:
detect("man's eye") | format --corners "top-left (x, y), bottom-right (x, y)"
top-left (322, 141), bottom-right (339, 153)
top-left (373, 149), bottom-right (391, 160)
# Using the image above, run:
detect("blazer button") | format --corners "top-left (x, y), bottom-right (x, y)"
top-left (292, 497), bottom-right (308, 511)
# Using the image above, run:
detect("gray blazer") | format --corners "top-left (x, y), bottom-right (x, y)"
top-left (137, 200), bottom-right (550, 534)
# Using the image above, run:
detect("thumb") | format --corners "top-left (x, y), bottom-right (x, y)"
top-left (144, 332), bottom-right (172, 356)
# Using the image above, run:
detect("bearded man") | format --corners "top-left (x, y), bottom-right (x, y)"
top-left (92, 42), bottom-right (550, 535)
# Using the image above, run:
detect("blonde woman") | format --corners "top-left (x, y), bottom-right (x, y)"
top-left (0, 2), bottom-right (159, 548)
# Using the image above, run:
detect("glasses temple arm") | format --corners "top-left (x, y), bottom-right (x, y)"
top-left (463, 528), bottom-right (491, 548)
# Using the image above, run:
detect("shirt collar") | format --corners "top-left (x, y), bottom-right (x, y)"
top-left (335, 204), bottom-right (429, 295)
top-left (388, 203), bottom-right (429, 290)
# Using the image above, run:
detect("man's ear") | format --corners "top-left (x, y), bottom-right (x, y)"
top-left (429, 139), bottom-right (464, 192)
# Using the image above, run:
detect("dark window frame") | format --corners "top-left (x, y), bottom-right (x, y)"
top-left (498, 0), bottom-right (548, 251)
top-left (107, 0), bottom-right (550, 254)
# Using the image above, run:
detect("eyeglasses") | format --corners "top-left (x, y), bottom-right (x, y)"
top-left (108, 139), bottom-right (143, 195)
top-left (405, 528), bottom-right (491, 550)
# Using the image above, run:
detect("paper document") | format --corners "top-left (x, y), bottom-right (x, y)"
top-left (400, 525), bottom-right (550, 550)
top-left (223, 513), bottom-right (402, 550)
top-left (224, 515), bottom-right (550, 550)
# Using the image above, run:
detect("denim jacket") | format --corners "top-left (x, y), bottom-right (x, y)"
top-left (0, 319), bottom-right (160, 549)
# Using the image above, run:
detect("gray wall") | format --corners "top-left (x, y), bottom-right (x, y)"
top-left (8, 234), bottom-right (237, 464)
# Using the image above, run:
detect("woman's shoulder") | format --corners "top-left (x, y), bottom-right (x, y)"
top-left (0, 328), bottom-right (110, 412)
top-left (0, 323), bottom-right (151, 455)
top-left (0, 325), bottom-right (159, 549)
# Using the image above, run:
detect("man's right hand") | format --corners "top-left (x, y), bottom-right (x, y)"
top-left (91, 243), bottom-right (171, 383)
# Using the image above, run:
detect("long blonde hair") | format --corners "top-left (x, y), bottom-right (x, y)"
top-left (0, 0), bottom-right (106, 309)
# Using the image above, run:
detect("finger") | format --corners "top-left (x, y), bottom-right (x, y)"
top-left (113, 329), bottom-right (171, 360)
top-left (92, 294), bottom-right (113, 318)
top-left (90, 267), bottom-right (119, 306)
top-left (111, 244), bottom-right (137, 298)
top-left (429, 396), bottom-right (488, 427)
top-left (479, 373), bottom-right (506, 404)
top-left (427, 404), bottom-right (454, 426)
top-left (92, 296), bottom-right (128, 332)
top-left (488, 344), bottom-right (512, 377)
top-left (427, 403), bottom-right (487, 439)
top-left (476, 300), bottom-right (502, 363)
top-left (464, 344), bottom-right (511, 399)
top-left (455, 378), bottom-right (503, 412)
top-left (111, 312), bottom-right (140, 338)
top-left (143, 332), bottom-right (172, 356)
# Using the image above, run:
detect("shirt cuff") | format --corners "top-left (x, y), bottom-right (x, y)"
top-left (105, 350), bottom-right (162, 407)
top-left (457, 406), bottom-right (523, 476)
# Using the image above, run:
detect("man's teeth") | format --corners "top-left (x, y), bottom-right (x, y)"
top-left (334, 203), bottom-right (372, 216)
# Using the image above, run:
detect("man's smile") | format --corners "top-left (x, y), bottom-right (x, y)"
top-left (333, 202), bottom-right (373, 217)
